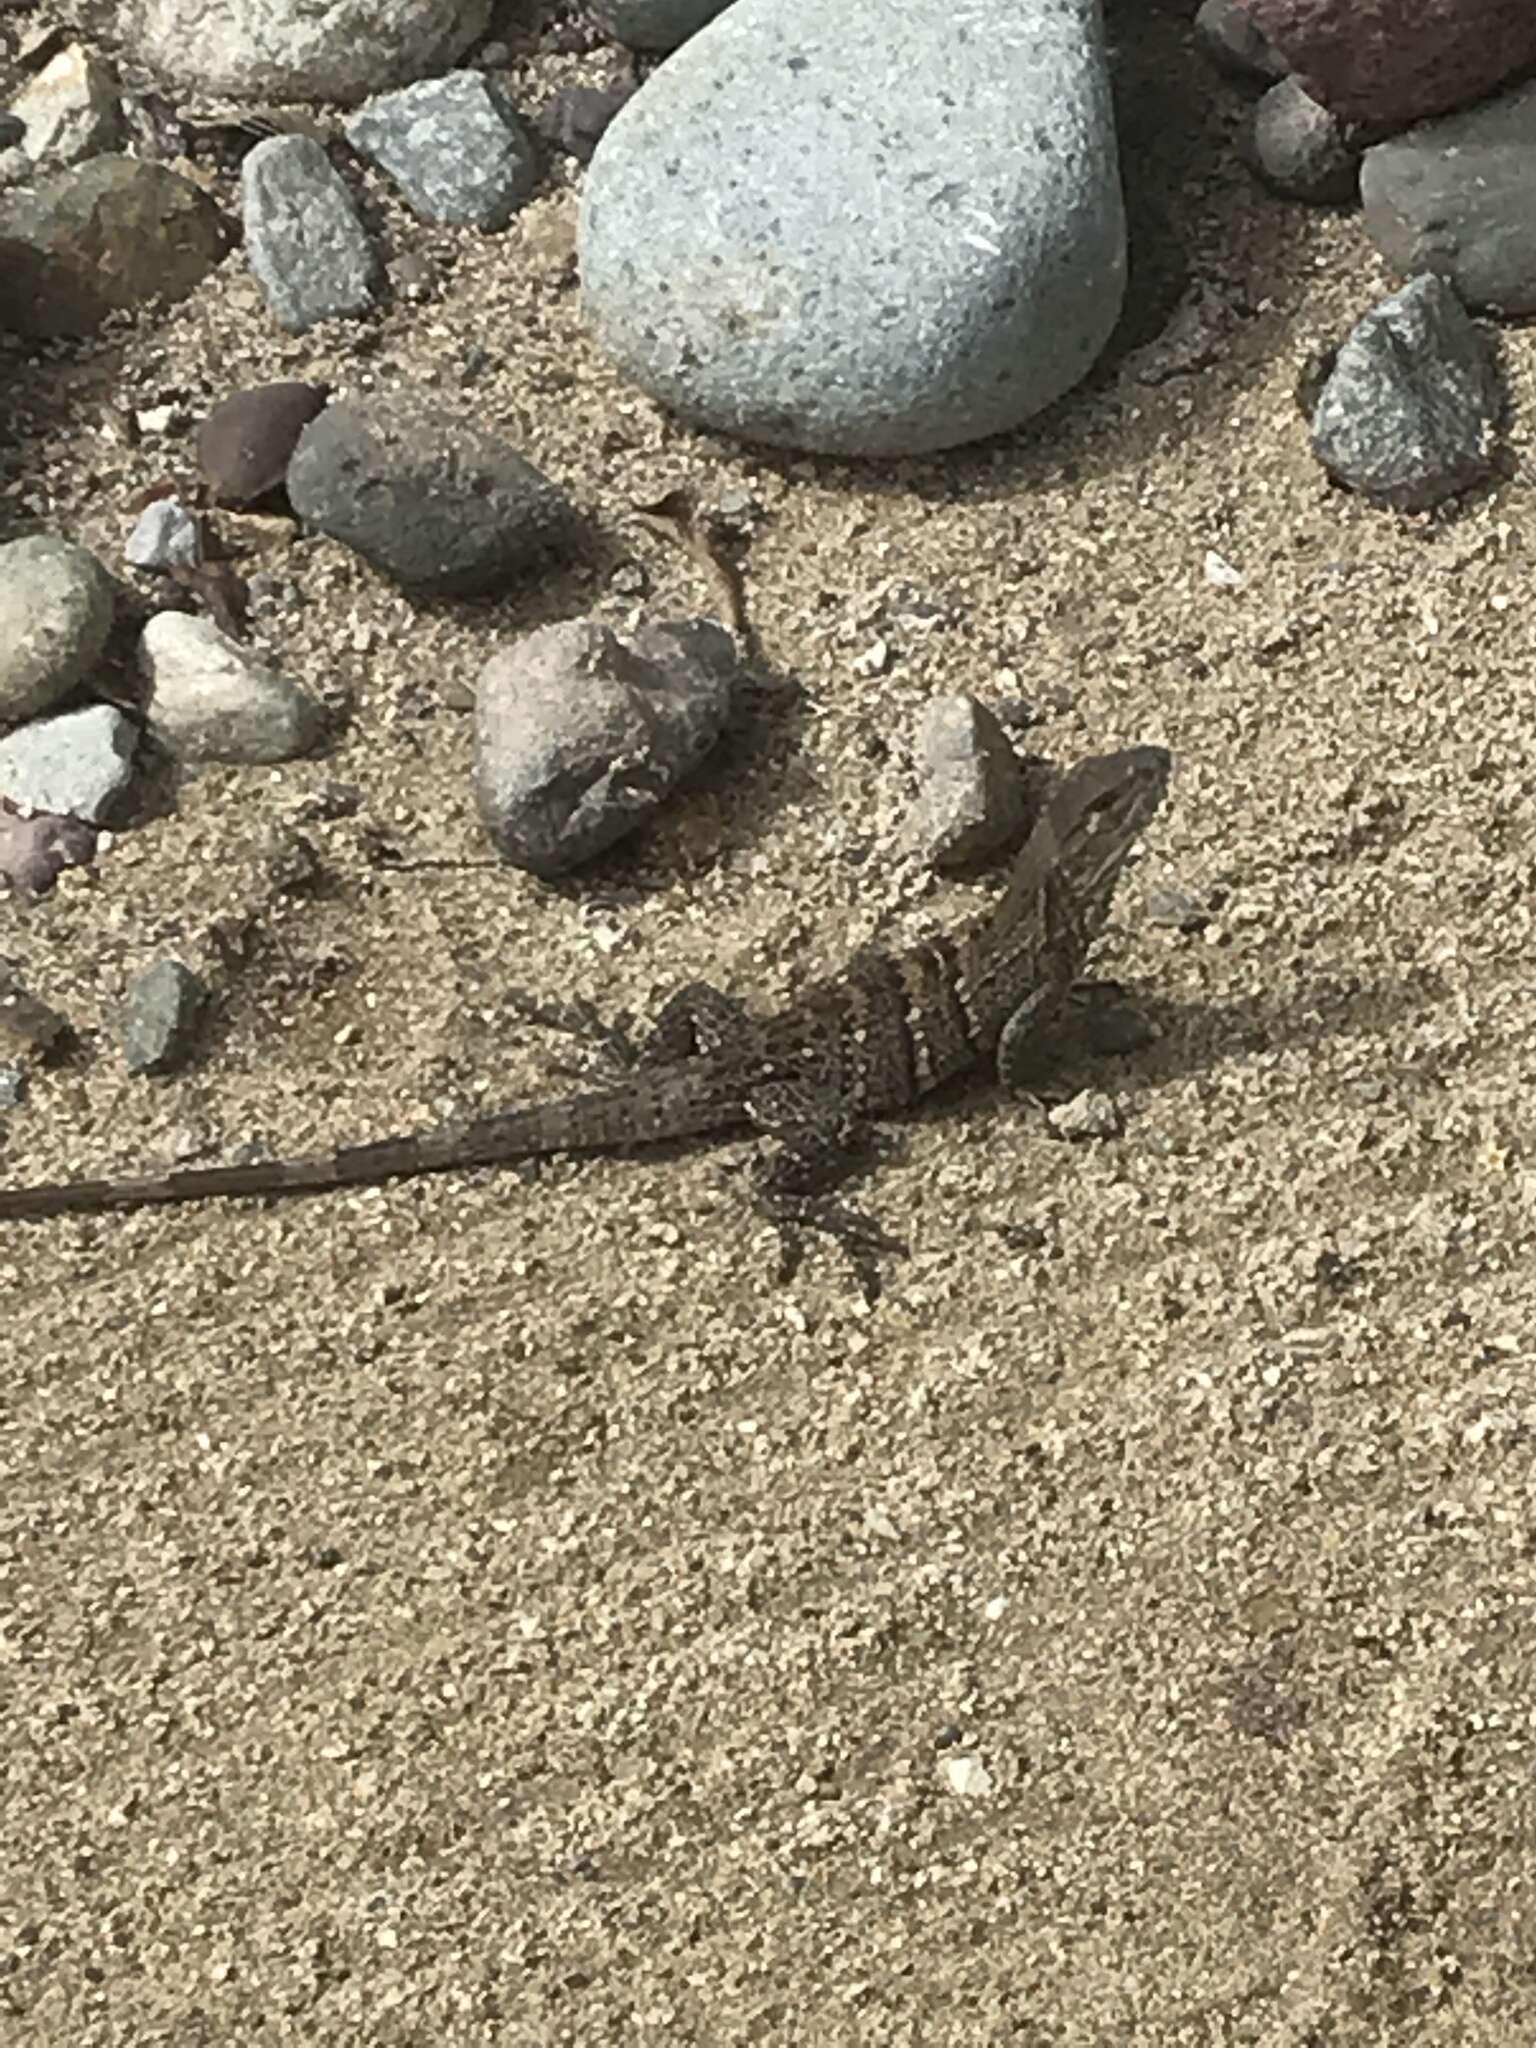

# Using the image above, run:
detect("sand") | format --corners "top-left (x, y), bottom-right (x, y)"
top-left (5, 3), bottom-right (1536, 2040)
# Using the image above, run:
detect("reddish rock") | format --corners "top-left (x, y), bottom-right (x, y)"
top-left (1239, 0), bottom-right (1536, 130)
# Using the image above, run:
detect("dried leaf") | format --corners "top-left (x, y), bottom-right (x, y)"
top-left (168, 557), bottom-right (250, 638)
top-left (632, 485), bottom-right (751, 639)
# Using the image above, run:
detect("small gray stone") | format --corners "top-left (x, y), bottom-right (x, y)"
top-left (0, 1066), bottom-right (27, 1108)
top-left (346, 71), bottom-right (540, 229)
top-left (128, 0), bottom-right (491, 108)
top-left (140, 612), bottom-right (325, 763)
top-left (287, 390), bottom-right (574, 597)
top-left (0, 704), bottom-right (138, 823)
top-left (1145, 884), bottom-right (1211, 933)
top-left (1247, 76), bottom-right (1359, 204)
top-left (241, 134), bottom-right (380, 333)
top-left (907, 695), bottom-right (1027, 870)
top-left (126, 496), bottom-right (202, 571)
top-left (1360, 79), bottom-right (1536, 317)
top-left (0, 155), bottom-right (228, 338)
top-left (1048, 1088), bottom-right (1121, 1141)
top-left (475, 617), bottom-right (738, 874)
top-left (1310, 274), bottom-right (1500, 509)
top-left (579, 0), bottom-right (1126, 456)
top-left (120, 959), bottom-right (205, 1076)
top-left (10, 44), bottom-right (121, 166)
top-left (590, 0), bottom-right (734, 50)
top-left (0, 146), bottom-right (31, 191)
top-left (0, 535), bottom-right (117, 725)
top-left (1193, 0), bottom-right (1288, 82)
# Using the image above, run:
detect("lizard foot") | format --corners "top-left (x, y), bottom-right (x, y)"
top-left (757, 1188), bottom-right (907, 1303)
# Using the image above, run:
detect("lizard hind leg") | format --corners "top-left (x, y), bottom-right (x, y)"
top-left (747, 1096), bottom-right (906, 1303)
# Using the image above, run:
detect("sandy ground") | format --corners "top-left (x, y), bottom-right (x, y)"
top-left (5, 2), bottom-right (1536, 2041)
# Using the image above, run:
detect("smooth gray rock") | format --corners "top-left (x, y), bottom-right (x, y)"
top-left (128, 0), bottom-right (491, 108)
top-left (591, 0), bottom-right (734, 50)
top-left (242, 134), bottom-right (379, 333)
top-left (1310, 274), bottom-right (1500, 509)
top-left (1361, 79), bottom-right (1536, 316)
top-left (0, 704), bottom-right (137, 822)
top-left (1247, 76), bottom-right (1359, 203)
top-left (476, 618), bottom-right (738, 874)
top-left (907, 696), bottom-right (1027, 870)
top-left (140, 612), bottom-right (325, 762)
top-left (0, 535), bottom-right (117, 725)
top-left (579, 0), bottom-right (1124, 457)
top-left (287, 391), bottom-right (574, 597)
top-left (346, 71), bottom-right (540, 229)
top-left (120, 959), bottom-right (206, 1076)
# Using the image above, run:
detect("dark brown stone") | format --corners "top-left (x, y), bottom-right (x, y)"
top-left (1239, 0), bottom-right (1536, 130)
top-left (196, 381), bottom-right (329, 505)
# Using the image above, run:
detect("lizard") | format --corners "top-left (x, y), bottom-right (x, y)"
top-left (0, 744), bottom-right (1171, 1289)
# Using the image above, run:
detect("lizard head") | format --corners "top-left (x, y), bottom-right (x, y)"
top-left (988, 744), bottom-right (1171, 943)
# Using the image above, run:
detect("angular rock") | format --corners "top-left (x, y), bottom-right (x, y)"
top-left (1247, 76), bottom-right (1360, 203)
top-left (0, 704), bottom-right (138, 823)
top-left (10, 44), bottom-right (122, 166)
top-left (241, 134), bottom-right (379, 333)
top-left (125, 496), bottom-right (202, 572)
top-left (197, 381), bottom-right (328, 504)
top-left (0, 800), bottom-right (97, 899)
top-left (579, 0), bottom-right (1125, 456)
top-left (1310, 274), bottom-right (1500, 509)
top-left (287, 391), bottom-right (574, 597)
top-left (127, 0), bottom-right (491, 109)
top-left (0, 535), bottom-right (117, 725)
top-left (475, 617), bottom-right (738, 874)
top-left (1238, 0), bottom-right (1536, 131)
top-left (1360, 80), bottom-right (1536, 316)
top-left (907, 696), bottom-right (1027, 870)
top-left (120, 959), bottom-right (206, 1076)
top-left (591, 0), bottom-right (734, 49)
top-left (0, 156), bottom-right (228, 338)
top-left (535, 81), bottom-right (637, 164)
top-left (140, 612), bottom-right (325, 763)
top-left (345, 72), bottom-right (541, 230)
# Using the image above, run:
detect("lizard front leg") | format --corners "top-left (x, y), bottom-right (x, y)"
top-left (745, 1082), bottom-right (905, 1301)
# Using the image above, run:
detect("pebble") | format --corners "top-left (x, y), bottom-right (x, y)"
top-left (128, 0), bottom-right (491, 107)
top-left (241, 135), bottom-right (380, 333)
top-left (0, 969), bottom-right (70, 1056)
top-left (125, 496), bottom-right (202, 571)
top-left (0, 1067), bottom-right (27, 1109)
top-left (0, 703), bottom-right (138, 823)
top-left (1247, 76), bottom-right (1360, 204)
top-left (8, 42), bottom-right (121, 165)
top-left (579, 0), bottom-right (1126, 456)
top-left (0, 799), bottom-right (97, 898)
top-left (0, 146), bottom-right (30, 190)
top-left (1309, 274), bottom-right (1500, 509)
top-left (287, 390), bottom-right (574, 597)
top-left (196, 381), bottom-right (329, 505)
top-left (0, 155), bottom-right (228, 338)
top-left (590, 0), bottom-right (733, 49)
top-left (120, 959), bottom-right (206, 1076)
top-left (0, 534), bottom-right (117, 725)
top-left (140, 612), bottom-right (325, 763)
top-left (475, 617), bottom-right (738, 875)
top-left (1048, 1088), bottom-right (1121, 1141)
top-left (1360, 79), bottom-right (1536, 316)
top-left (346, 71), bottom-right (541, 229)
top-left (1192, 0), bottom-right (1287, 83)
top-left (535, 80), bottom-right (637, 163)
top-left (906, 695), bottom-right (1027, 870)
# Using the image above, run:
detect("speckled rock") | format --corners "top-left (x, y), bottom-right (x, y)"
top-left (0, 704), bottom-right (138, 823)
top-left (907, 696), bottom-right (1027, 870)
top-left (127, 0), bottom-right (492, 109)
top-left (475, 617), bottom-right (738, 874)
top-left (1237, 0), bottom-right (1536, 130)
top-left (579, 0), bottom-right (1125, 456)
top-left (286, 391), bottom-right (574, 597)
top-left (0, 535), bottom-right (117, 725)
top-left (120, 960), bottom-right (206, 1076)
top-left (1247, 76), bottom-right (1360, 203)
top-left (241, 135), bottom-right (380, 333)
top-left (0, 155), bottom-right (228, 338)
top-left (1360, 80), bottom-right (1536, 315)
top-left (345, 72), bottom-right (540, 230)
top-left (1310, 274), bottom-right (1500, 508)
